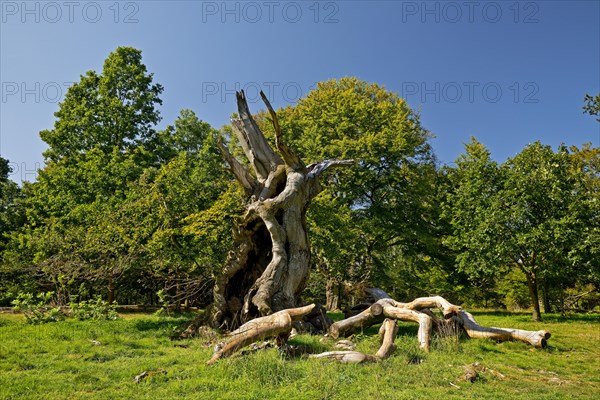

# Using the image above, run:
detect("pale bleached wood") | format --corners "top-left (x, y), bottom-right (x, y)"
top-left (309, 351), bottom-right (377, 364)
top-left (375, 318), bottom-right (398, 359)
top-left (330, 290), bottom-right (551, 352)
top-left (210, 91), bottom-right (353, 329)
top-left (385, 296), bottom-right (462, 318)
top-left (328, 302), bottom-right (384, 338)
top-left (379, 300), bottom-right (433, 352)
top-left (457, 310), bottom-right (551, 348)
top-left (207, 304), bottom-right (315, 365)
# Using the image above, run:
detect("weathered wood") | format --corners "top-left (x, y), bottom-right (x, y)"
top-left (375, 318), bottom-right (398, 359)
top-left (309, 351), bottom-right (378, 364)
top-left (328, 301), bottom-right (384, 338)
top-left (330, 290), bottom-right (551, 352)
top-left (393, 296), bottom-right (462, 319)
top-left (379, 299), bottom-right (433, 351)
top-left (457, 310), bottom-right (551, 348)
top-left (207, 304), bottom-right (315, 365)
top-left (210, 90), bottom-right (353, 329)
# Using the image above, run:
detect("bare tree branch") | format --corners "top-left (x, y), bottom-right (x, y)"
top-left (216, 139), bottom-right (257, 195)
top-left (260, 90), bottom-right (304, 170)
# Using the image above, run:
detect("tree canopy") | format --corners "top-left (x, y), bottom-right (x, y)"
top-left (1, 48), bottom-right (598, 319)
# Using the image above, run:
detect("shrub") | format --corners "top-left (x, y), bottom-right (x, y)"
top-left (11, 292), bottom-right (66, 324)
top-left (69, 296), bottom-right (119, 321)
top-left (154, 289), bottom-right (170, 317)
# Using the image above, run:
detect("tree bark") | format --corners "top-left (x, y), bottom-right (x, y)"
top-left (457, 310), bottom-right (550, 347)
top-left (328, 301), bottom-right (385, 338)
top-left (525, 271), bottom-right (542, 321)
top-left (209, 90), bottom-right (352, 329)
top-left (207, 304), bottom-right (315, 365)
top-left (309, 351), bottom-right (378, 364)
top-left (375, 318), bottom-right (398, 359)
top-left (326, 278), bottom-right (342, 311)
top-left (107, 275), bottom-right (115, 304)
top-left (541, 278), bottom-right (552, 313)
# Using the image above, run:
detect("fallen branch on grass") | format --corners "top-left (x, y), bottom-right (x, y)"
top-left (206, 291), bottom-right (551, 364)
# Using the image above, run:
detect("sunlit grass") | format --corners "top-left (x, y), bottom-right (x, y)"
top-left (0, 311), bottom-right (598, 399)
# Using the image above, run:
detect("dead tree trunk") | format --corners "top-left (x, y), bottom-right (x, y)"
top-left (210, 90), bottom-right (352, 329)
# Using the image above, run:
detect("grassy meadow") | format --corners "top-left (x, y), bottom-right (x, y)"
top-left (0, 310), bottom-right (598, 399)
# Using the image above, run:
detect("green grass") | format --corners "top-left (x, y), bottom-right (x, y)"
top-left (0, 311), bottom-right (598, 399)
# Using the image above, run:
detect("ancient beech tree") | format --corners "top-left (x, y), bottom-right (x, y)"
top-left (209, 91), bottom-right (352, 329)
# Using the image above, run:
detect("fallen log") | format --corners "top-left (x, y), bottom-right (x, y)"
top-left (457, 310), bottom-right (551, 348)
top-left (208, 291), bottom-right (551, 365)
top-left (309, 351), bottom-right (378, 364)
top-left (207, 304), bottom-right (315, 365)
top-left (329, 290), bottom-right (551, 352)
top-left (379, 300), bottom-right (433, 351)
top-left (329, 299), bottom-right (433, 351)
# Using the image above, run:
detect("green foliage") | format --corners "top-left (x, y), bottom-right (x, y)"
top-left (443, 139), bottom-right (599, 317)
top-left (153, 289), bottom-right (171, 317)
top-left (39, 47), bottom-right (163, 162)
top-left (2, 49), bottom-right (232, 306)
top-left (69, 296), bottom-right (119, 321)
top-left (495, 268), bottom-right (531, 311)
top-left (4, 47), bottom-right (166, 305)
top-left (0, 157), bottom-right (23, 250)
top-left (11, 291), bottom-right (65, 324)
top-left (258, 78), bottom-right (439, 299)
top-left (1, 51), bottom-right (597, 318)
top-left (583, 93), bottom-right (600, 122)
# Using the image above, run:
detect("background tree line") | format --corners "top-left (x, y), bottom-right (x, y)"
top-left (1, 47), bottom-right (598, 320)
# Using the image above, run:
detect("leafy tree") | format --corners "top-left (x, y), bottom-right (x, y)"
top-left (441, 138), bottom-right (503, 305)
top-left (39, 47), bottom-right (163, 162)
top-left (258, 78), bottom-right (438, 307)
top-left (121, 110), bottom-right (239, 307)
top-left (0, 157), bottom-right (27, 305)
top-left (444, 139), bottom-right (595, 320)
top-left (583, 94), bottom-right (600, 122)
top-left (9, 47), bottom-right (164, 303)
top-left (0, 157), bottom-right (22, 249)
top-left (566, 144), bottom-right (600, 287)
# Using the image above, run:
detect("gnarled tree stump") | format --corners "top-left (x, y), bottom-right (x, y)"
top-left (210, 91), bottom-right (352, 330)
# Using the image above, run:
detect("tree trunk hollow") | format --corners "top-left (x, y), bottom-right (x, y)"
top-left (209, 90), bottom-right (353, 330)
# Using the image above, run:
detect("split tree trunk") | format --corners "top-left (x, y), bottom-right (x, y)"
top-left (210, 90), bottom-right (352, 329)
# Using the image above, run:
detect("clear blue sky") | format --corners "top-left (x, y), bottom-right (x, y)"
top-left (1, 0), bottom-right (599, 182)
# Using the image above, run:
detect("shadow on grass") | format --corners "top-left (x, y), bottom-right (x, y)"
top-left (133, 318), bottom-right (189, 333)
